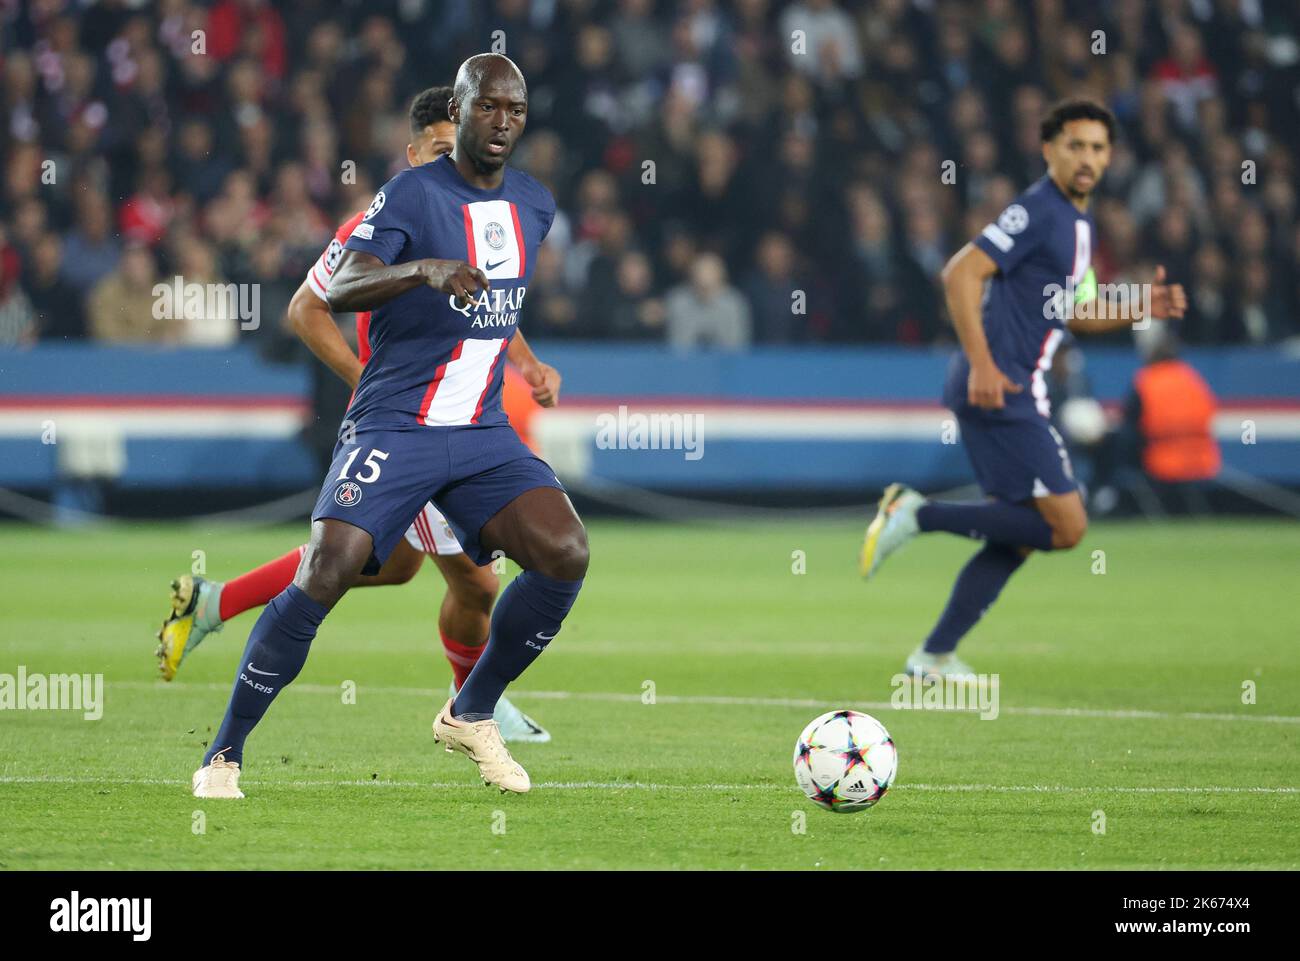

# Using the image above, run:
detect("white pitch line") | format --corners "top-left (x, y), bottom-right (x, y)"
top-left (115, 681), bottom-right (1300, 726)
top-left (0, 775), bottom-right (1296, 795)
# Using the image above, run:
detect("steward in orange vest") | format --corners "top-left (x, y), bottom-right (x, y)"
top-left (1132, 349), bottom-right (1221, 483)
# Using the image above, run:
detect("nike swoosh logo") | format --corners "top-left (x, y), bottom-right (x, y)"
top-left (484, 258), bottom-right (510, 271)
top-left (535, 631), bottom-right (557, 641)
top-left (246, 663), bottom-right (280, 676)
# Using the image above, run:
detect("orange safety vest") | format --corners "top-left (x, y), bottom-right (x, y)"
top-left (503, 365), bottom-right (541, 454)
top-left (1134, 360), bottom-right (1221, 482)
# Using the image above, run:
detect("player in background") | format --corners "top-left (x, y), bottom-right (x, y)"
top-left (191, 55), bottom-right (588, 799)
top-left (859, 100), bottom-right (1187, 679)
top-left (158, 87), bottom-right (558, 742)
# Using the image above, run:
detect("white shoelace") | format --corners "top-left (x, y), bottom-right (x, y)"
top-left (476, 722), bottom-right (516, 769)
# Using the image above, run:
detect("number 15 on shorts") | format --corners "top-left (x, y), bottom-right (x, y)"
top-left (337, 447), bottom-right (389, 484)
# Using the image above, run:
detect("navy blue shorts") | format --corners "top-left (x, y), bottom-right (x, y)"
top-left (311, 425), bottom-right (565, 568)
top-left (957, 410), bottom-right (1076, 504)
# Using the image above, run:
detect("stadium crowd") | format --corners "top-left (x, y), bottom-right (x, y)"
top-left (1, 0), bottom-right (1297, 350)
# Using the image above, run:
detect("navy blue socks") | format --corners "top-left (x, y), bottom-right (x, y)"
top-left (453, 571), bottom-right (583, 720)
top-left (912, 498), bottom-right (1047, 656)
top-left (917, 500), bottom-right (1054, 551)
top-left (922, 542), bottom-right (1026, 654)
top-left (204, 585), bottom-right (328, 766)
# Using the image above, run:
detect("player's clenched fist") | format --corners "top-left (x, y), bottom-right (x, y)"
top-left (1148, 264), bottom-right (1187, 320)
top-left (967, 360), bottom-right (1022, 410)
top-left (520, 360), bottom-right (562, 407)
top-left (422, 259), bottom-right (490, 307)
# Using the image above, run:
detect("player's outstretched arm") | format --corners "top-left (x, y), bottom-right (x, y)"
top-left (287, 279), bottom-right (364, 389)
top-left (1067, 265), bottom-right (1187, 335)
top-left (507, 330), bottom-right (562, 407)
top-left (942, 243), bottom-right (1022, 410)
top-left (327, 250), bottom-right (490, 313)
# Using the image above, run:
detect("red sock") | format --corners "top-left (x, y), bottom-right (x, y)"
top-left (441, 632), bottom-right (485, 690)
top-left (218, 546), bottom-right (305, 622)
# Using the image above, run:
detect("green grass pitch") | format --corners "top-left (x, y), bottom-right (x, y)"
top-left (1, 518), bottom-right (1297, 870)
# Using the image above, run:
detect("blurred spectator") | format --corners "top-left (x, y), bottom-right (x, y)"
top-left (231, 236), bottom-right (297, 353)
top-left (897, 205), bottom-right (948, 342)
top-left (665, 252), bottom-right (751, 350)
top-left (611, 0), bottom-right (672, 81)
top-left (1183, 243), bottom-right (1235, 344)
top-left (1238, 259), bottom-right (1289, 344)
top-left (267, 162), bottom-right (330, 260)
top-left (0, 227), bottom-right (36, 346)
top-left (172, 236), bottom-right (239, 346)
top-left (744, 231), bottom-right (801, 344)
top-left (528, 242), bottom-right (583, 340)
top-left (61, 194), bottom-right (122, 295)
top-left (607, 250), bottom-right (666, 340)
top-left (678, 129), bottom-right (750, 267)
top-left (840, 183), bottom-right (905, 341)
top-left (9, 197), bottom-right (50, 265)
top-left (780, 0), bottom-right (863, 84)
top-left (24, 236), bottom-right (87, 341)
top-left (1128, 140), bottom-right (1206, 230)
top-left (118, 167), bottom-right (175, 247)
top-left (204, 170), bottom-right (270, 253)
top-left (1150, 23), bottom-right (1219, 132)
top-left (1149, 205), bottom-right (1196, 288)
top-left (172, 119), bottom-right (233, 205)
top-left (207, 0), bottom-right (287, 79)
top-left (578, 209), bottom-right (638, 333)
top-left (88, 243), bottom-right (168, 343)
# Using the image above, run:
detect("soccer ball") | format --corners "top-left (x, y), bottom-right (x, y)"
top-left (793, 710), bottom-right (897, 813)
top-left (1059, 397), bottom-right (1108, 445)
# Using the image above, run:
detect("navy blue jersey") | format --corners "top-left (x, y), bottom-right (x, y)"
top-left (339, 154), bottom-right (556, 432)
top-left (955, 174), bottom-right (1095, 419)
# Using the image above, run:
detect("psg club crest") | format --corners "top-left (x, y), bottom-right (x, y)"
top-left (334, 481), bottom-right (363, 507)
top-left (483, 221), bottom-right (507, 250)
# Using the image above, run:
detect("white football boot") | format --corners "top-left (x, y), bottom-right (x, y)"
top-left (449, 682), bottom-right (551, 744)
top-left (905, 646), bottom-right (979, 681)
top-left (432, 699), bottom-right (531, 794)
top-left (192, 753), bottom-right (244, 799)
top-left (859, 483), bottom-right (926, 579)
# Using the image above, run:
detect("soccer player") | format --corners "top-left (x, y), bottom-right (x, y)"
top-left (157, 87), bottom-right (555, 743)
top-left (191, 56), bottom-right (588, 798)
top-left (859, 100), bottom-right (1187, 678)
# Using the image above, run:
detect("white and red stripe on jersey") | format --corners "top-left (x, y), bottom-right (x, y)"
top-left (415, 336), bottom-right (510, 427)
top-left (409, 199), bottom-right (527, 427)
